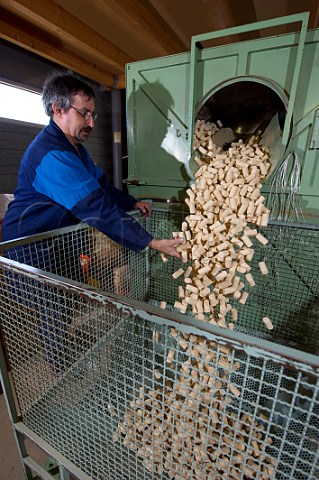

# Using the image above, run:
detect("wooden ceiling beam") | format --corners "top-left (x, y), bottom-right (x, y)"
top-left (197, 0), bottom-right (241, 45)
top-left (0, 0), bottom-right (133, 74)
top-left (97, 0), bottom-right (187, 55)
top-left (0, 8), bottom-right (125, 90)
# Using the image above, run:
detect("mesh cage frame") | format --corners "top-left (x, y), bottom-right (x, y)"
top-left (1, 207), bottom-right (319, 480)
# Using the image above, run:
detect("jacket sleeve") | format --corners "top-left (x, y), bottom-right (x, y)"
top-left (33, 150), bottom-right (152, 252)
top-left (72, 188), bottom-right (152, 251)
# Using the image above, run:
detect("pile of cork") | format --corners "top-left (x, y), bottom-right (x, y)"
top-left (113, 329), bottom-right (276, 479)
top-left (168, 119), bottom-right (273, 331)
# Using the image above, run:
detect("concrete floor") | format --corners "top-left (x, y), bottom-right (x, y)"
top-left (0, 392), bottom-right (47, 480)
top-left (0, 393), bottom-right (24, 479)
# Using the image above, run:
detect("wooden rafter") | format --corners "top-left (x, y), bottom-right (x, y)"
top-left (97, 0), bottom-right (187, 55)
top-left (0, 0), bottom-right (133, 74)
top-left (0, 7), bottom-right (125, 89)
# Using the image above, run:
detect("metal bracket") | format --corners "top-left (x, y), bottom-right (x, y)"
top-left (123, 178), bottom-right (147, 186)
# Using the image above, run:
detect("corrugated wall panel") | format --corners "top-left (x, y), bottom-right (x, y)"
top-left (0, 39), bottom-right (115, 196)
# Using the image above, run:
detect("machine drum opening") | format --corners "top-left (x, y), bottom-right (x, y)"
top-left (196, 80), bottom-right (286, 145)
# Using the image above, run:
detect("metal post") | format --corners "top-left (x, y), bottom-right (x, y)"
top-left (111, 89), bottom-right (123, 190)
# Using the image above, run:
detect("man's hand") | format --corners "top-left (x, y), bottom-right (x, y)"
top-left (134, 201), bottom-right (152, 217)
top-left (149, 238), bottom-right (184, 259)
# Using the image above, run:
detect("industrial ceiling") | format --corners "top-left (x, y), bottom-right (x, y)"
top-left (0, 0), bottom-right (318, 90)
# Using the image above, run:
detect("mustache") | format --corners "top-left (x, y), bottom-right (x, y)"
top-left (81, 127), bottom-right (93, 133)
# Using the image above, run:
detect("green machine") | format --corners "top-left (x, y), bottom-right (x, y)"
top-left (126, 13), bottom-right (319, 223)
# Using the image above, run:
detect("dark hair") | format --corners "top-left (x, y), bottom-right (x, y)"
top-left (42, 73), bottom-right (95, 117)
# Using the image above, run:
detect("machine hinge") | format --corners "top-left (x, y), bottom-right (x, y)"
top-left (309, 109), bottom-right (319, 149)
top-left (123, 178), bottom-right (147, 186)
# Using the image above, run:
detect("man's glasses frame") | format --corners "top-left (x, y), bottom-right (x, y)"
top-left (70, 105), bottom-right (97, 121)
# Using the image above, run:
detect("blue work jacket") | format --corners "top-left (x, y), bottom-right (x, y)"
top-left (2, 119), bottom-right (152, 252)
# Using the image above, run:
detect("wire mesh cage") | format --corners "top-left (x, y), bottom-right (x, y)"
top-left (0, 206), bottom-right (319, 480)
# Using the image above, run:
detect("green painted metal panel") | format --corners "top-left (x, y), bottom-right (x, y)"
top-left (126, 56), bottom-right (191, 202)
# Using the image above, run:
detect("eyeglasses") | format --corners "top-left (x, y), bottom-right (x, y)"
top-left (70, 105), bottom-right (97, 121)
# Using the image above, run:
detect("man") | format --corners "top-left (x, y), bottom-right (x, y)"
top-left (2, 73), bottom-right (183, 257)
top-left (2, 73), bottom-right (183, 373)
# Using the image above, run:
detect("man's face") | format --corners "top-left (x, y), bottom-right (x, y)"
top-left (59, 92), bottom-right (96, 145)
